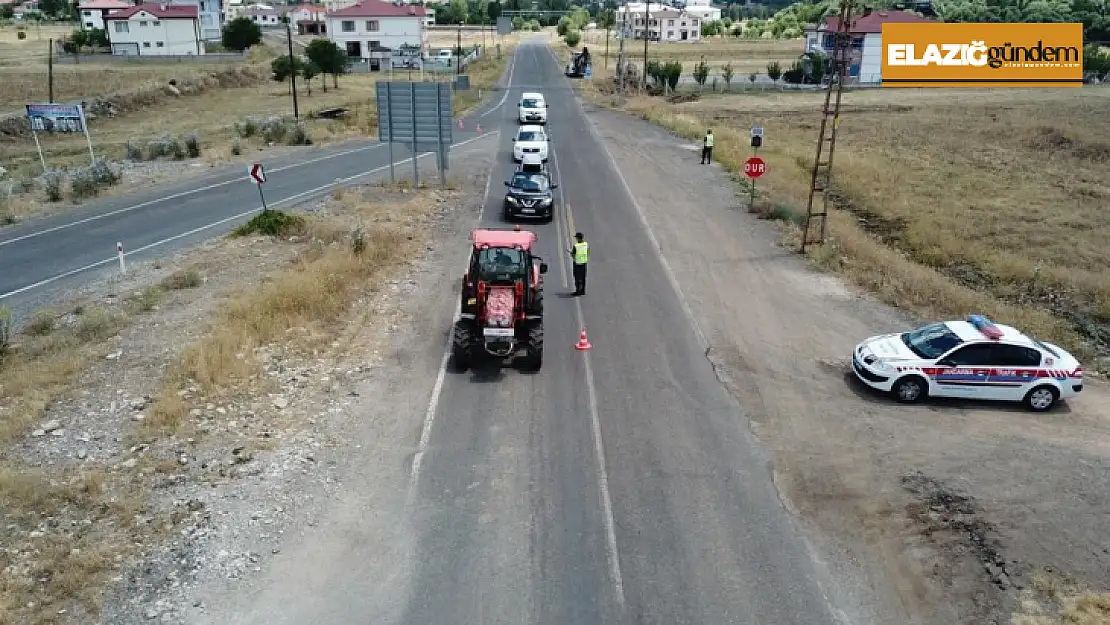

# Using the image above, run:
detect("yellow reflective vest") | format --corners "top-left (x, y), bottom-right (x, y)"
top-left (704, 133), bottom-right (714, 148)
top-left (573, 241), bottom-right (589, 264)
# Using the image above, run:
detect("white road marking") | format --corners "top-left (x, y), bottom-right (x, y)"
top-left (574, 298), bottom-right (626, 610)
top-left (479, 54), bottom-right (517, 118)
top-left (0, 141), bottom-right (396, 248)
top-left (406, 53), bottom-right (515, 499)
top-left (550, 42), bottom-right (710, 351)
top-left (559, 45), bottom-right (853, 625)
top-left (548, 146), bottom-right (571, 289)
top-left (0, 132), bottom-right (499, 301)
top-left (541, 43), bottom-right (626, 611)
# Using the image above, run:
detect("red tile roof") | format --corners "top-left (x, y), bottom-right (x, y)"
top-left (290, 3), bottom-right (326, 12)
top-left (328, 0), bottom-right (426, 18)
top-left (819, 10), bottom-right (932, 34)
top-left (104, 2), bottom-right (199, 19)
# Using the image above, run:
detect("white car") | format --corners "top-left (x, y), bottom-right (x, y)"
top-left (518, 92), bottom-right (547, 124)
top-left (851, 314), bottom-right (1083, 411)
top-left (512, 125), bottom-right (549, 162)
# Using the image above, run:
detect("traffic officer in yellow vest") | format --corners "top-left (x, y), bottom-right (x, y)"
top-left (701, 129), bottom-right (714, 165)
top-left (568, 232), bottom-right (589, 296)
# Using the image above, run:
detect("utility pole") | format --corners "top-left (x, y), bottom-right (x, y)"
top-left (456, 22), bottom-right (462, 76)
top-left (616, 6), bottom-right (625, 97)
top-left (47, 39), bottom-right (54, 102)
top-left (641, 0), bottom-right (649, 90)
top-left (285, 18), bottom-right (299, 119)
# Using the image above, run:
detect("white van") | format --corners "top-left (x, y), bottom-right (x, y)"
top-left (518, 92), bottom-right (547, 124)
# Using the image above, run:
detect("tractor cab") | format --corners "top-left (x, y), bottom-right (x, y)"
top-left (475, 245), bottom-right (527, 285)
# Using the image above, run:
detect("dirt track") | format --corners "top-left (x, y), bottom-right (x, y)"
top-left (586, 105), bottom-right (1110, 625)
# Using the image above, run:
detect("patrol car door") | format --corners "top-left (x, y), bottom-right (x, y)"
top-left (987, 344), bottom-right (1044, 401)
top-left (934, 343), bottom-right (997, 399)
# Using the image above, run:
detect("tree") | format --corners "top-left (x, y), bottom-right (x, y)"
top-left (564, 28), bottom-right (582, 46)
top-left (557, 15), bottom-right (571, 35)
top-left (271, 54), bottom-right (304, 82)
top-left (512, 16), bottom-right (525, 29)
top-left (0, 4), bottom-right (14, 18)
top-left (693, 55), bottom-right (710, 89)
top-left (766, 60), bottom-right (782, 85)
top-left (721, 61), bottom-right (734, 90)
top-left (223, 17), bottom-right (262, 52)
top-left (301, 59), bottom-right (319, 95)
top-left (1083, 42), bottom-right (1110, 78)
top-left (38, 0), bottom-right (67, 17)
top-left (305, 38), bottom-right (347, 89)
top-left (487, 0), bottom-right (501, 22)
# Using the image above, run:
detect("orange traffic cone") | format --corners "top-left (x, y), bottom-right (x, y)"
top-left (574, 329), bottom-right (592, 351)
top-left (458, 118), bottom-right (464, 130)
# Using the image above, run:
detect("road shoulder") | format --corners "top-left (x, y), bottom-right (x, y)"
top-left (583, 103), bottom-right (1110, 625)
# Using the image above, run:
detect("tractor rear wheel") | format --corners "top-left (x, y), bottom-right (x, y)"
top-left (523, 322), bottom-right (543, 371)
top-left (451, 320), bottom-right (474, 372)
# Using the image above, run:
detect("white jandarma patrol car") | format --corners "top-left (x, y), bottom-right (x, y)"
top-left (852, 315), bottom-right (1083, 411)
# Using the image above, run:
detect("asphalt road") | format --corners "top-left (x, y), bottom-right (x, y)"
top-left (401, 40), bottom-right (843, 624)
top-left (0, 90), bottom-right (503, 318)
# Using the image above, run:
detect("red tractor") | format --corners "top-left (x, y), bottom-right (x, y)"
top-left (453, 227), bottom-right (547, 371)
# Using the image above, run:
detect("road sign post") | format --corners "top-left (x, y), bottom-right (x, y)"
top-left (376, 81), bottom-right (453, 188)
top-left (25, 102), bottom-right (97, 171)
top-left (744, 155), bottom-right (766, 209)
top-left (249, 163), bottom-right (269, 212)
top-left (746, 126), bottom-right (765, 208)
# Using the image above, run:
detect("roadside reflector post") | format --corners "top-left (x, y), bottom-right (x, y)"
top-left (116, 241), bottom-right (126, 274)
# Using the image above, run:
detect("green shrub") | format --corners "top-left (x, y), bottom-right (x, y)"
top-left (74, 308), bottom-right (123, 342)
top-left (260, 116), bottom-right (287, 143)
top-left (161, 268), bottom-right (203, 290)
top-left (231, 210), bottom-right (306, 238)
top-left (41, 170), bottom-right (65, 202)
top-left (147, 135), bottom-right (184, 160)
top-left (23, 309), bottom-right (57, 336)
top-left (285, 122), bottom-right (310, 145)
top-left (125, 140), bottom-right (143, 161)
top-left (234, 116), bottom-right (260, 138)
top-left (183, 133), bottom-right (201, 158)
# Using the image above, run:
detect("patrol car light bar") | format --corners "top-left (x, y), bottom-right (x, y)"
top-left (967, 314), bottom-right (1003, 340)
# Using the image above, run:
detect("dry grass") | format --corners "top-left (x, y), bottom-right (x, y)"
top-left (578, 33), bottom-right (801, 74)
top-left (1012, 569), bottom-right (1110, 624)
top-left (575, 73), bottom-right (1110, 365)
top-left (0, 463), bottom-right (150, 625)
top-left (140, 189), bottom-right (443, 438)
top-left (0, 306), bottom-right (127, 445)
top-left (426, 27), bottom-right (531, 49)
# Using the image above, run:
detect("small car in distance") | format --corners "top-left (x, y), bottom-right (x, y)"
top-left (512, 125), bottom-right (549, 162)
top-left (503, 155), bottom-right (557, 222)
top-left (851, 314), bottom-right (1083, 412)
top-left (518, 92), bottom-right (547, 124)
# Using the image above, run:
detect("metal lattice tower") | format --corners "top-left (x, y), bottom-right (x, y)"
top-left (800, 0), bottom-right (855, 253)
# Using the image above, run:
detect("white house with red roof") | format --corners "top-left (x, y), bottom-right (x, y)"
top-left (79, 0), bottom-right (132, 31)
top-left (326, 0), bottom-right (426, 69)
top-left (803, 8), bottom-right (933, 83)
top-left (104, 3), bottom-right (204, 56)
top-left (287, 3), bottom-right (328, 35)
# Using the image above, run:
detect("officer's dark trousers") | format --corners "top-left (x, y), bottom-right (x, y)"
top-left (701, 146), bottom-right (713, 164)
top-left (573, 263), bottom-right (587, 295)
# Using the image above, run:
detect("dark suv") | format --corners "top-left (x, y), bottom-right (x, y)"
top-left (503, 157), bottom-right (557, 222)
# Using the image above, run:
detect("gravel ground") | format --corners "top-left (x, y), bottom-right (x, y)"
top-left (0, 143), bottom-right (496, 625)
top-left (584, 103), bottom-right (1110, 625)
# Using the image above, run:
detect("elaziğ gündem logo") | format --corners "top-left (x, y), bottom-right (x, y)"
top-left (881, 23), bottom-right (1084, 87)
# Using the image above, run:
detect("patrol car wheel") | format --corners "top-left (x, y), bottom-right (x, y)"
top-left (1023, 385), bottom-right (1059, 412)
top-left (891, 376), bottom-right (927, 404)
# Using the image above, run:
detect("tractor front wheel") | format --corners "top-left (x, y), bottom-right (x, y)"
top-left (523, 322), bottom-right (544, 371)
top-left (451, 320), bottom-right (475, 372)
